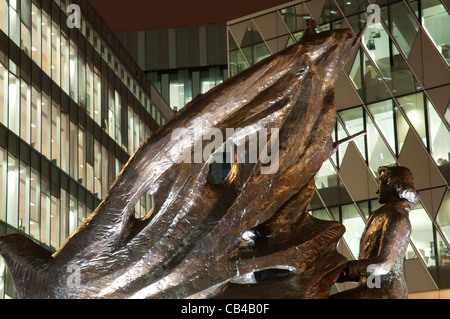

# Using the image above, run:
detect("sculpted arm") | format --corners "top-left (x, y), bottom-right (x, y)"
top-left (341, 212), bottom-right (411, 281)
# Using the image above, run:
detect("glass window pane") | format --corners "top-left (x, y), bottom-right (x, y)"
top-left (69, 39), bottom-right (77, 102)
top-left (367, 99), bottom-right (396, 152)
top-left (78, 127), bottom-right (85, 186)
top-left (9, 7), bottom-right (20, 46)
top-left (395, 105), bottom-right (410, 155)
top-left (427, 99), bottom-right (450, 182)
top-left (69, 121), bottom-right (77, 179)
top-left (30, 167), bottom-right (40, 240)
top-left (362, 9), bottom-right (420, 96)
top-left (339, 107), bottom-right (366, 161)
top-left (0, 62), bottom-right (7, 125)
top-left (41, 92), bottom-right (50, 159)
top-left (31, 86), bottom-right (40, 151)
top-left (7, 153), bottom-right (19, 228)
top-left (61, 110), bottom-right (69, 173)
top-left (310, 209), bottom-right (332, 221)
top-left (437, 190), bottom-right (450, 244)
top-left (51, 101), bottom-right (59, 166)
top-left (18, 161), bottom-right (29, 234)
top-left (279, 3), bottom-right (308, 33)
top-left (41, 177), bottom-right (50, 246)
top-left (397, 92), bottom-right (428, 147)
top-left (409, 203), bottom-right (435, 266)
top-left (0, 147), bottom-right (5, 222)
top-left (78, 50), bottom-right (86, 107)
top-left (41, 10), bottom-right (51, 75)
top-left (51, 20), bottom-right (60, 85)
top-left (341, 204), bottom-right (366, 259)
top-left (61, 32), bottom-right (69, 93)
top-left (422, 0), bottom-right (450, 65)
top-left (93, 68), bottom-right (101, 125)
top-left (0, 0), bottom-right (7, 33)
top-left (366, 115), bottom-right (397, 176)
top-left (50, 195), bottom-right (59, 249)
top-left (94, 139), bottom-right (101, 199)
top-left (20, 80), bottom-right (31, 143)
top-left (31, 3), bottom-right (41, 66)
top-left (8, 72), bottom-right (20, 135)
top-left (387, 1), bottom-right (420, 58)
top-left (253, 42), bottom-right (271, 64)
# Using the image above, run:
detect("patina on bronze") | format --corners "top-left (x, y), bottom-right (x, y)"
top-left (331, 166), bottom-right (419, 299)
top-left (1, 20), bottom-right (361, 299)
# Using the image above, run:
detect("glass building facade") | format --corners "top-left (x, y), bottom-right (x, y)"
top-left (0, 0), bottom-right (173, 299)
top-left (116, 25), bottom-right (229, 112)
top-left (228, 0), bottom-right (450, 296)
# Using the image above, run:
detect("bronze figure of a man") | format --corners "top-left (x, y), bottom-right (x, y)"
top-left (331, 166), bottom-right (419, 299)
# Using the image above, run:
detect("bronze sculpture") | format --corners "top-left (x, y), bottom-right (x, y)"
top-left (1, 20), bottom-right (363, 299)
top-left (331, 166), bottom-right (419, 299)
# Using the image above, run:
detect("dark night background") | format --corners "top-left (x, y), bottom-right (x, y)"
top-left (89, 0), bottom-right (291, 31)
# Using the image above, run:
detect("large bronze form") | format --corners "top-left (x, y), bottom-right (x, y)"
top-left (1, 20), bottom-right (362, 299)
top-left (331, 166), bottom-right (419, 299)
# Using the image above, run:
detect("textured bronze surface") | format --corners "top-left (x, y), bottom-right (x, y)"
top-left (331, 166), bottom-right (419, 299)
top-left (0, 21), bottom-right (360, 299)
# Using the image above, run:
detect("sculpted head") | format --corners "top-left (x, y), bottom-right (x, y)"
top-left (377, 166), bottom-right (419, 205)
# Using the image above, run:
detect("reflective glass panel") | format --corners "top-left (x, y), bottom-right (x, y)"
top-left (339, 107), bottom-right (366, 161)
top-left (437, 190), bottom-right (450, 244)
top-left (367, 99), bottom-right (396, 152)
top-left (427, 99), bottom-right (450, 181)
top-left (366, 115), bottom-right (397, 176)
top-left (397, 92), bottom-right (428, 147)
top-left (409, 202), bottom-right (435, 267)
top-left (386, 1), bottom-right (420, 58)
top-left (422, 0), bottom-right (450, 65)
top-left (341, 204), bottom-right (365, 259)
